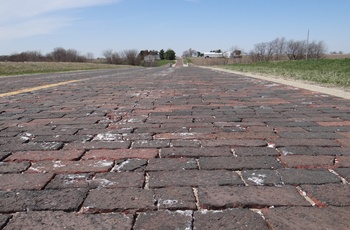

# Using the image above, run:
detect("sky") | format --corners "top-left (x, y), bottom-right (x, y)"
top-left (1, 0), bottom-right (350, 58)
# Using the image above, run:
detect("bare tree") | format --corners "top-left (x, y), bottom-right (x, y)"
top-left (123, 49), bottom-right (140, 66)
top-left (307, 41), bottom-right (327, 59)
top-left (86, 52), bottom-right (94, 63)
top-left (182, 48), bottom-right (197, 58)
top-left (103, 49), bottom-right (114, 64)
top-left (286, 40), bottom-right (306, 60)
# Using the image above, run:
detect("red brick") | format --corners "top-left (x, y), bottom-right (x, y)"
top-left (199, 156), bottom-right (281, 170)
top-left (194, 209), bottom-right (269, 230)
top-left (154, 132), bottom-right (215, 140)
top-left (154, 187), bottom-right (196, 210)
top-left (301, 184), bottom-right (350, 207)
top-left (83, 149), bottom-right (158, 160)
top-left (5, 150), bottom-right (84, 162)
top-left (216, 132), bottom-right (278, 140)
top-left (279, 155), bottom-right (335, 169)
top-left (149, 170), bottom-right (244, 188)
top-left (337, 139), bottom-right (350, 147)
top-left (0, 161), bottom-right (30, 173)
top-left (201, 139), bottom-right (267, 147)
top-left (0, 188), bottom-right (88, 213)
top-left (133, 211), bottom-right (193, 229)
top-left (274, 139), bottom-right (340, 147)
top-left (28, 160), bottom-right (114, 174)
top-left (0, 173), bottom-right (54, 191)
top-left (317, 121), bottom-right (350, 126)
top-left (146, 158), bottom-right (197, 171)
top-left (198, 186), bottom-right (310, 209)
top-left (336, 156), bottom-right (350, 168)
top-left (82, 188), bottom-right (155, 213)
top-left (5, 211), bottom-right (133, 230)
top-left (263, 207), bottom-right (350, 229)
top-left (160, 147), bottom-right (232, 158)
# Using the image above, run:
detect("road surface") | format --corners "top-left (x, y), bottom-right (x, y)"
top-left (0, 66), bottom-right (349, 229)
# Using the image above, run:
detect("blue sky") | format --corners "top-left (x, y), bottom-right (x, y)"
top-left (1, 0), bottom-right (349, 57)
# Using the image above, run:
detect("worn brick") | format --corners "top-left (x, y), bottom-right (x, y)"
top-left (301, 184), bottom-right (350, 207)
top-left (92, 172), bottom-right (145, 189)
top-left (0, 188), bottom-right (87, 213)
top-left (0, 141), bottom-right (64, 152)
top-left (279, 155), bottom-right (335, 168)
top-left (335, 168), bottom-right (350, 182)
top-left (6, 211), bottom-right (133, 230)
top-left (337, 156), bottom-right (350, 167)
top-left (0, 161), bottom-right (30, 173)
top-left (154, 187), bottom-right (196, 210)
top-left (242, 169), bottom-right (282, 186)
top-left (45, 173), bottom-right (93, 189)
top-left (279, 168), bottom-right (341, 185)
top-left (317, 121), bottom-right (350, 126)
top-left (134, 210), bottom-right (193, 230)
top-left (199, 156), bottom-right (281, 170)
top-left (0, 214), bottom-right (11, 229)
top-left (274, 139), bottom-right (340, 147)
top-left (198, 186), bottom-right (310, 209)
top-left (147, 158), bottom-right (197, 171)
top-left (0, 173), bottom-right (54, 191)
top-left (5, 150), bottom-right (84, 162)
top-left (161, 147), bottom-right (232, 158)
top-left (29, 160), bottom-right (114, 173)
top-left (234, 147), bottom-right (280, 156)
top-left (83, 149), bottom-right (158, 160)
top-left (201, 139), bottom-right (267, 147)
top-left (154, 132), bottom-right (215, 140)
top-left (194, 209), bottom-right (269, 230)
top-left (82, 188), bottom-right (155, 213)
top-left (63, 141), bottom-right (131, 150)
top-left (263, 207), bottom-right (350, 229)
top-left (133, 140), bottom-right (170, 148)
top-left (149, 170), bottom-right (244, 188)
top-left (170, 140), bottom-right (201, 147)
top-left (112, 159), bottom-right (147, 172)
top-left (0, 152), bottom-right (10, 161)
top-left (216, 132), bottom-right (278, 140)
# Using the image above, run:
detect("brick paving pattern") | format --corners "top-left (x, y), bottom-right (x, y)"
top-left (0, 66), bottom-right (350, 229)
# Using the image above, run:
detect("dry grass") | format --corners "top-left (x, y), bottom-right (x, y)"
top-left (0, 62), bottom-right (134, 76)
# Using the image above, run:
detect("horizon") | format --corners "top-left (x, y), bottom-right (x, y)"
top-left (1, 0), bottom-right (350, 58)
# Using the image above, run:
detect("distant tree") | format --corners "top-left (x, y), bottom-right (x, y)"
top-left (86, 52), bottom-right (94, 63)
top-left (182, 48), bottom-right (196, 58)
top-left (164, 49), bottom-right (176, 60)
top-left (159, 49), bottom-right (165, 60)
top-left (123, 49), bottom-right (140, 66)
top-left (103, 49), bottom-right (114, 64)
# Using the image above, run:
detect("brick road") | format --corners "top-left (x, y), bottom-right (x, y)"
top-left (0, 65), bottom-right (350, 229)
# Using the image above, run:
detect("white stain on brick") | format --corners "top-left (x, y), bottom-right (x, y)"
top-left (247, 173), bottom-right (267, 186)
top-left (93, 133), bottom-right (120, 141)
top-left (112, 159), bottom-right (131, 172)
top-left (19, 132), bottom-right (34, 141)
top-left (53, 161), bottom-right (66, 168)
top-left (162, 200), bottom-right (178, 206)
top-left (89, 160), bottom-right (113, 168)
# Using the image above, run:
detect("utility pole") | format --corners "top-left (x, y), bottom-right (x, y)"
top-left (306, 29), bottom-right (310, 60)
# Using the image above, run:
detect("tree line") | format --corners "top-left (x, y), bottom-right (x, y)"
top-left (102, 48), bottom-right (176, 66)
top-left (249, 37), bottom-right (326, 62)
top-left (0, 48), bottom-right (89, 63)
top-left (0, 47), bottom-right (177, 66)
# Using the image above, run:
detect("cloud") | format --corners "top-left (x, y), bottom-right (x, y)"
top-left (0, 0), bottom-right (122, 41)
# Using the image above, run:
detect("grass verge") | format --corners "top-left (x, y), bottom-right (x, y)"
top-left (155, 60), bottom-right (176, 67)
top-left (0, 62), bottom-right (133, 76)
top-left (219, 59), bottom-right (350, 87)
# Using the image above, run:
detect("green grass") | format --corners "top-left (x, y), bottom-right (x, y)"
top-left (219, 59), bottom-right (350, 87)
top-left (155, 60), bottom-right (176, 67)
top-left (0, 62), bottom-right (134, 76)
